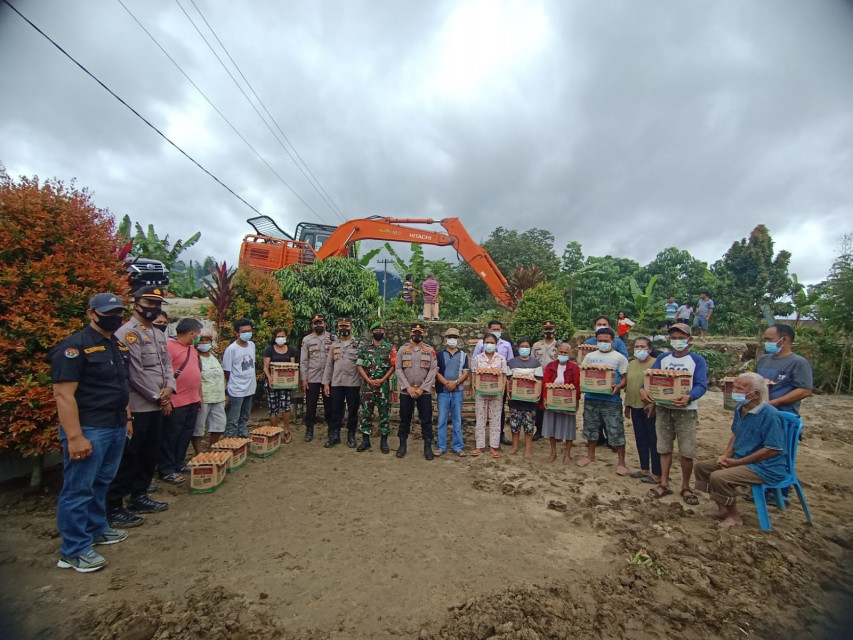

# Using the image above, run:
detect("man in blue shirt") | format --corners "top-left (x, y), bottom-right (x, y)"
top-left (583, 316), bottom-right (630, 359)
top-left (756, 324), bottom-right (813, 416)
top-left (434, 328), bottom-right (470, 456)
top-left (694, 373), bottom-right (786, 529)
top-left (472, 320), bottom-right (514, 445)
top-left (664, 297), bottom-right (679, 328)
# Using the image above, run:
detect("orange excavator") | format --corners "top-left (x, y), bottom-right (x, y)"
top-left (239, 216), bottom-right (514, 309)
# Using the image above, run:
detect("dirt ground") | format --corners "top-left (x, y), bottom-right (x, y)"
top-left (1, 390), bottom-right (852, 640)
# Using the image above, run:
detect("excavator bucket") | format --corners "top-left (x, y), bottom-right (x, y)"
top-left (246, 216), bottom-right (293, 240)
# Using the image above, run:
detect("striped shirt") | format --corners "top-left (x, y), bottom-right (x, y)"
top-left (422, 277), bottom-right (440, 303)
top-left (402, 280), bottom-right (414, 302)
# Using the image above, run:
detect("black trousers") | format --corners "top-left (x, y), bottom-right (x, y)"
top-left (535, 407), bottom-right (545, 433)
top-left (398, 393), bottom-right (433, 441)
top-left (329, 386), bottom-right (360, 434)
top-left (305, 381), bottom-right (332, 429)
top-left (106, 410), bottom-right (162, 511)
top-left (159, 404), bottom-right (199, 476)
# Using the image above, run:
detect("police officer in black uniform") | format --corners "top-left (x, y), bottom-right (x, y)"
top-left (51, 292), bottom-right (132, 573)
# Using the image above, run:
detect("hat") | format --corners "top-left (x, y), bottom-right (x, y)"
top-left (134, 286), bottom-right (167, 303)
top-left (311, 314), bottom-right (325, 322)
top-left (88, 293), bottom-right (126, 313)
top-left (410, 322), bottom-right (426, 333)
top-left (444, 327), bottom-right (460, 337)
top-left (337, 317), bottom-right (352, 327)
top-left (369, 321), bottom-right (384, 331)
top-left (542, 321), bottom-right (556, 329)
top-left (669, 322), bottom-right (692, 336)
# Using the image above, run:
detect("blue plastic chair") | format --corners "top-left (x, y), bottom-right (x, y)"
top-left (751, 412), bottom-right (814, 531)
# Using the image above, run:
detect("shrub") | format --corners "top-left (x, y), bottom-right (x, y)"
top-left (0, 172), bottom-right (127, 460)
top-left (227, 267), bottom-right (293, 347)
top-left (510, 282), bottom-right (575, 344)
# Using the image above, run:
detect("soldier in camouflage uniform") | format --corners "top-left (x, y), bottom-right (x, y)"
top-left (356, 321), bottom-right (394, 453)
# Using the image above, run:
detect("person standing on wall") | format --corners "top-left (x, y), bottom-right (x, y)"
top-left (422, 273), bottom-right (440, 321)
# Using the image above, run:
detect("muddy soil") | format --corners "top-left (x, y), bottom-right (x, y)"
top-left (0, 391), bottom-right (851, 639)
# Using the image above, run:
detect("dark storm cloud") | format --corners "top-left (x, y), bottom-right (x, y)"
top-left (1, 0), bottom-right (851, 281)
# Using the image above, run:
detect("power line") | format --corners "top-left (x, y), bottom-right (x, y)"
top-left (2, 0), bottom-right (267, 218)
top-left (115, 0), bottom-right (329, 224)
top-left (187, 0), bottom-right (347, 222)
top-left (176, 0), bottom-right (347, 224)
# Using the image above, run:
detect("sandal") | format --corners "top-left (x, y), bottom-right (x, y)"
top-left (455, 450), bottom-right (467, 457)
top-left (161, 473), bottom-right (185, 485)
top-left (629, 471), bottom-right (649, 479)
top-left (641, 476), bottom-right (660, 484)
top-left (648, 486), bottom-right (673, 499)
top-left (470, 448), bottom-right (483, 457)
top-left (681, 489), bottom-right (700, 506)
top-left (489, 448), bottom-right (501, 458)
top-left (284, 431), bottom-right (293, 444)
top-left (434, 449), bottom-right (444, 457)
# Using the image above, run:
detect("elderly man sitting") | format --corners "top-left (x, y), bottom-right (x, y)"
top-left (694, 372), bottom-right (787, 529)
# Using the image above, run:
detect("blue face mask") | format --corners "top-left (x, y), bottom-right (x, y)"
top-left (557, 355), bottom-right (570, 364)
top-left (491, 331), bottom-right (502, 339)
top-left (518, 347), bottom-right (531, 357)
top-left (239, 332), bottom-right (253, 342)
top-left (670, 339), bottom-right (689, 351)
top-left (764, 340), bottom-right (782, 355)
top-left (196, 343), bottom-right (212, 353)
top-left (634, 349), bottom-right (649, 361)
top-left (484, 343), bottom-right (497, 353)
top-left (597, 342), bottom-right (612, 352)
top-left (730, 392), bottom-right (747, 404)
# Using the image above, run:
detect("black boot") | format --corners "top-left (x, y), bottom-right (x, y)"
top-left (347, 429), bottom-right (357, 448)
top-left (380, 434), bottom-right (390, 454)
top-left (396, 437), bottom-right (407, 458)
top-left (500, 431), bottom-right (512, 446)
top-left (357, 434), bottom-right (371, 452)
top-left (304, 426), bottom-right (314, 442)
top-left (424, 439), bottom-right (435, 461)
top-left (324, 428), bottom-right (340, 448)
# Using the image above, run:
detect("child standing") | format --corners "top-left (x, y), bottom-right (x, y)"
top-left (471, 334), bottom-right (508, 458)
top-left (540, 343), bottom-right (580, 464)
top-left (506, 338), bottom-right (541, 459)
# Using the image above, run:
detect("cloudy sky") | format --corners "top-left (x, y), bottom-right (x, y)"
top-left (2, 0), bottom-right (852, 283)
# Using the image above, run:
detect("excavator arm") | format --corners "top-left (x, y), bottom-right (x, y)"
top-left (316, 218), bottom-right (514, 309)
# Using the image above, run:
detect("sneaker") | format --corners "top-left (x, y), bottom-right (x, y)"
top-left (57, 549), bottom-right (107, 573)
top-left (108, 508), bottom-right (144, 528)
top-left (127, 495), bottom-right (169, 514)
top-left (177, 465), bottom-right (191, 474)
top-left (147, 484), bottom-right (159, 494)
top-left (93, 527), bottom-right (128, 546)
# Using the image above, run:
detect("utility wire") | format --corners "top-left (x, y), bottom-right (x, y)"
top-left (187, 0), bottom-right (347, 222)
top-left (115, 0), bottom-right (328, 224)
top-left (1, 0), bottom-right (269, 217)
top-left (177, 0), bottom-right (346, 224)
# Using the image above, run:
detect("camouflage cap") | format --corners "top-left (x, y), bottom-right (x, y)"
top-left (369, 321), bottom-right (384, 331)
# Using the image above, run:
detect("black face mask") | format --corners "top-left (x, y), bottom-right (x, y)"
top-left (313, 325), bottom-right (324, 335)
top-left (411, 334), bottom-right (423, 343)
top-left (135, 304), bottom-right (160, 323)
top-left (373, 332), bottom-right (385, 341)
top-left (338, 329), bottom-right (351, 337)
top-left (544, 331), bottom-right (555, 337)
top-left (154, 324), bottom-right (168, 333)
top-left (94, 312), bottom-right (123, 333)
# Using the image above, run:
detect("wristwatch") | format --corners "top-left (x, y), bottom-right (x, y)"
top-left (126, 416), bottom-right (134, 422)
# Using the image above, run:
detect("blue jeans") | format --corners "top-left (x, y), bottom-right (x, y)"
top-left (224, 395), bottom-right (253, 437)
top-left (57, 425), bottom-right (126, 558)
top-left (436, 391), bottom-right (464, 453)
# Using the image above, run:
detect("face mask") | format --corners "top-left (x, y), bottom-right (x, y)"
top-left (597, 342), bottom-right (612, 352)
top-left (135, 304), bottom-right (160, 323)
top-left (412, 334), bottom-right (423, 343)
top-left (484, 343), bottom-right (497, 353)
top-left (764, 340), bottom-right (782, 355)
top-left (94, 313), bottom-right (123, 332)
top-left (313, 325), bottom-right (324, 334)
top-left (519, 347), bottom-right (531, 357)
top-left (155, 324), bottom-right (168, 333)
top-left (491, 331), bottom-right (501, 339)
top-left (275, 337), bottom-right (287, 346)
top-left (193, 335), bottom-right (201, 345)
top-left (635, 349), bottom-right (649, 361)
top-left (730, 392), bottom-right (747, 404)
top-left (557, 355), bottom-right (570, 364)
top-left (196, 343), bottom-right (212, 353)
top-left (445, 338), bottom-right (458, 348)
top-left (338, 329), bottom-right (351, 337)
top-left (372, 332), bottom-right (385, 341)
top-left (239, 332), bottom-right (253, 342)
top-left (670, 339), bottom-right (689, 351)
top-left (544, 331), bottom-right (555, 337)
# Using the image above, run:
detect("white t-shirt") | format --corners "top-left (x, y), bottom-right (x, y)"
top-left (222, 341), bottom-right (257, 397)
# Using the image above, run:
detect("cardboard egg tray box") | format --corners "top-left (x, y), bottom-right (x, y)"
top-left (644, 369), bottom-right (692, 404)
top-left (473, 368), bottom-right (506, 396)
top-left (576, 343), bottom-right (597, 364)
top-left (578, 363), bottom-right (615, 395)
top-left (270, 363), bottom-right (300, 390)
top-left (250, 426), bottom-right (283, 458)
top-left (721, 377), bottom-right (775, 411)
top-left (509, 375), bottom-right (541, 403)
top-left (188, 450), bottom-right (231, 494)
top-left (544, 383), bottom-right (577, 412)
top-left (211, 437), bottom-right (250, 472)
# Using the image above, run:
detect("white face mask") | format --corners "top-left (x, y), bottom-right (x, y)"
top-left (445, 338), bottom-right (458, 348)
top-left (275, 337), bottom-right (287, 346)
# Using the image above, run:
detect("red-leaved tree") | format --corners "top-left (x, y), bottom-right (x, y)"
top-left (0, 170), bottom-right (128, 473)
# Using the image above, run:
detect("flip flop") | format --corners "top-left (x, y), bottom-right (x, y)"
top-left (284, 431), bottom-right (293, 444)
top-left (489, 448), bottom-right (501, 458)
top-left (161, 473), bottom-right (185, 485)
top-left (629, 471), bottom-right (648, 479)
top-left (681, 489), bottom-right (700, 506)
top-left (641, 476), bottom-right (659, 484)
top-left (454, 450), bottom-right (467, 457)
top-left (648, 486), bottom-right (673, 499)
top-left (470, 449), bottom-right (483, 457)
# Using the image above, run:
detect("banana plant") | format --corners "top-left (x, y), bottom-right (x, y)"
top-left (628, 275), bottom-right (659, 329)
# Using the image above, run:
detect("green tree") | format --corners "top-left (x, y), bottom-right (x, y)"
top-left (510, 282), bottom-right (574, 343)
top-left (636, 247), bottom-right (716, 312)
top-left (817, 233), bottom-right (853, 334)
top-left (275, 258), bottom-right (381, 337)
top-left (559, 241), bottom-right (605, 317)
top-left (569, 256), bottom-right (639, 329)
top-left (228, 268), bottom-right (294, 347)
top-left (627, 275), bottom-right (659, 330)
top-left (122, 215), bottom-right (201, 270)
